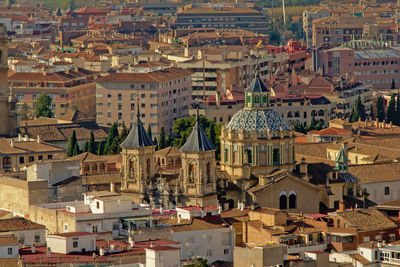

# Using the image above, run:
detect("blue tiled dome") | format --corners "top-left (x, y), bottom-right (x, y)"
top-left (226, 109), bottom-right (290, 132)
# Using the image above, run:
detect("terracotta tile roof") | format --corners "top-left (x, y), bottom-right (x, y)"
top-left (8, 68), bottom-right (96, 83)
top-left (335, 209), bottom-right (397, 231)
top-left (96, 68), bottom-right (193, 83)
top-left (0, 217), bottom-right (45, 232)
top-left (308, 127), bottom-right (351, 136)
top-left (348, 162), bottom-right (400, 183)
top-left (154, 146), bottom-right (182, 157)
top-left (0, 138), bottom-right (64, 155)
top-left (82, 173), bottom-right (120, 185)
top-left (48, 231), bottom-right (96, 238)
top-left (70, 152), bottom-right (104, 162)
top-left (220, 208), bottom-right (249, 219)
top-left (162, 215), bottom-right (227, 232)
top-left (18, 122), bottom-right (108, 142)
top-left (350, 254), bottom-right (371, 265)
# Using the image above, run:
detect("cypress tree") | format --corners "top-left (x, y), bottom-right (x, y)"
top-left (208, 125), bottom-right (216, 146)
top-left (153, 137), bottom-right (158, 146)
top-left (147, 124), bottom-right (152, 139)
top-left (120, 122), bottom-right (129, 142)
top-left (307, 115), bottom-right (317, 131)
top-left (67, 131), bottom-right (77, 157)
top-left (391, 78), bottom-right (396, 89)
top-left (179, 132), bottom-right (187, 147)
top-left (376, 96), bottom-right (386, 122)
top-left (387, 94), bottom-right (396, 124)
top-left (87, 131), bottom-right (96, 154)
top-left (158, 127), bottom-right (166, 150)
top-left (166, 135), bottom-right (172, 147)
top-left (350, 96), bottom-right (366, 122)
top-left (83, 141), bottom-right (89, 152)
top-left (97, 141), bottom-right (105, 155)
top-left (73, 142), bottom-right (80, 156)
top-left (104, 123), bottom-right (118, 155)
top-left (395, 92), bottom-right (400, 125)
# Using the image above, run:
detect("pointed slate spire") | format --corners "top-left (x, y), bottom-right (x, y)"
top-left (120, 105), bottom-right (155, 149)
top-left (335, 143), bottom-right (349, 172)
top-left (245, 66), bottom-right (269, 93)
top-left (179, 108), bottom-right (215, 152)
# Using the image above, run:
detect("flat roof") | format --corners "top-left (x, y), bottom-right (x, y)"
top-left (355, 49), bottom-right (400, 60)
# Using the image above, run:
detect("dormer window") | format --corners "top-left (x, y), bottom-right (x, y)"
top-left (255, 95), bottom-right (259, 103)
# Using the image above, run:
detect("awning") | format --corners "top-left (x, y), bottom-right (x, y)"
top-left (329, 232), bottom-right (355, 237)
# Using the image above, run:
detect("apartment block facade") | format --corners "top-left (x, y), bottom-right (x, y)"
top-left (175, 4), bottom-right (269, 34)
top-left (317, 44), bottom-right (400, 89)
top-left (95, 68), bottom-right (193, 136)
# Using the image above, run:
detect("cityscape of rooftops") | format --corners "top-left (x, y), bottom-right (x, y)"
top-left (0, 0), bottom-right (400, 266)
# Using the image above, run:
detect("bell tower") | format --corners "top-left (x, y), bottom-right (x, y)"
top-left (120, 107), bottom-right (156, 202)
top-left (0, 24), bottom-right (16, 137)
top-left (179, 111), bottom-right (218, 207)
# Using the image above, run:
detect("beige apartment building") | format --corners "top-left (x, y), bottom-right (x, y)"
top-left (177, 47), bottom-right (288, 99)
top-left (95, 68), bottom-right (193, 136)
top-left (303, 3), bottom-right (397, 46)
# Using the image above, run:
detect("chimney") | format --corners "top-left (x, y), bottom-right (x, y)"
top-left (150, 242), bottom-right (155, 248)
top-left (18, 133), bottom-right (21, 141)
top-left (338, 200), bottom-right (345, 211)
top-left (129, 235), bottom-right (135, 247)
top-left (110, 182), bottom-right (115, 192)
top-left (178, 215), bottom-right (181, 223)
top-left (184, 46), bottom-right (189, 57)
top-left (24, 134), bottom-right (29, 141)
top-left (160, 206), bottom-right (163, 215)
top-left (46, 247), bottom-right (51, 258)
top-left (299, 158), bottom-right (308, 174)
top-left (200, 208), bottom-right (205, 218)
top-left (218, 204), bottom-right (222, 214)
top-left (37, 135), bottom-right (40, 144)
top-left (99, 246), bottom-right (105, 256)
top-left (215, 91), bottom-right (220, 106)
top-left (31, 244), bottom-right (36, 254)
top-left (10, 139), bottom-right (14, 147)
top-left (240, 202), bottom-right (244, 211)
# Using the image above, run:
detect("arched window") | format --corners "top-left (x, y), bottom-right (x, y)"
top-left (255, 95), bottom-right (259, 103)
top-left (273, 148), bottom-right (280, 165)
top-left (92, 164), bottom-right (97, 171)
top-left (83, 164), bottom-right (90, 172)
top-left (289, 192), bottom-right (297, 209)
top-left (146, 158), bottom-right (151, 178)
top-left (318, 110), bottom-right (324, 116)
top-left (279, 193), bottom-right (287, 210)
top-left (189, 164), bottom-right (195, 182)
top-left (246, 149), bottom-right (252, 165)
top-left (99, 163), bottom-right (105, 172)
top-left (206, 162), bottom-right (211, 183)
top-left (263, 95), bottom-right (267, 103)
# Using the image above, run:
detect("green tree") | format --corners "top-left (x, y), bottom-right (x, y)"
top-left (120, 122), bottom-right (129, 142)
top-left (192, 257), bottom-right (210, 267)
top-left (109, 136), bottom-right (122, 154)
top-left (67, 130), bottom-right (78, 157)
top-left (395, 92), bottom-right (400, 125)
top-left (34, 92), bottom-right (53, 118)
top-left (147, 124), bottom-right (152, 140)
top-left (158, 127), bottom-right (166, 150)
top-left (97, 141), bottom-right (105, 155)
top-left (18, 103), bottom-right (31, 121)
top-left (87, 131), bottom-right (96, 154)
top-left (376, 96), bottom-right (386, 122)
top-left (294, 121), bottom-right (306, 134)
top-left (69, 0), bottom-right (76, 10)
top-left (104, 123), bottom-right (119, 155)
top-left (83, 141), bottom-right (89, 152)
top-left (166, 135), bottom-right (172, 147)
top-left (391, 78), bottom-right (396, 89)
top-left (350, 96), bottom-right (366, 123)
top-left (73, 142), bottom-right (80, 156)
top-left (307, 115), bottom-right (318, 131)
top-left (386, 94), bottom-right (396, 124)
top-left (153, 137), bottom-right (158, 147)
